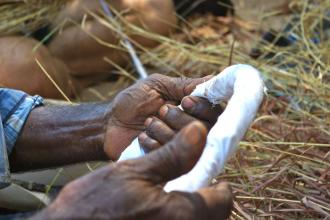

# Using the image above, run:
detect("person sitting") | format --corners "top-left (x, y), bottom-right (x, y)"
top-left (1, 74), bottom-right (232, 219)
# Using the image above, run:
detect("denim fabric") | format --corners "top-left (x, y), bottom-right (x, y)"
top-left (0, 88), bottom-right (43, 188)
top-left (0, 118), bottom-right (10, 189)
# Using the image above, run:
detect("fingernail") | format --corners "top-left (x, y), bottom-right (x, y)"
top-left (184, 122), bottom-right (206, 145)
top-left (182, 97), bottom-right (196, 110)
top-left (144, 118), bottom-right (153, 126)
top-left (158, 105), bottom-right (168, 118)
top-left (139, 132), bottom-right (148, 142)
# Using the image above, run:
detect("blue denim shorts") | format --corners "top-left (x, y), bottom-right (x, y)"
top-left (0, 88), bottom-right (43, 188)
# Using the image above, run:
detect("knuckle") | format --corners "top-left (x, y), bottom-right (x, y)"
top-left (147, 74), bottom-right (169, 86)
top-left (146, 120), bottom-right (158, 137)
top-left (178, 76), bottom-right (190, 94)
top-left (148, 73), bottom-right (162, 80)
top-left (146, 74), bottom-right (171, 95)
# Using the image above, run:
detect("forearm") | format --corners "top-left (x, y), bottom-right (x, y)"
top-left (9, 102), bottom-right (110, 172)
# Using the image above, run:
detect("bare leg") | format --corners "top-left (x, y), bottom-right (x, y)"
top-left (0, 37), bottom-right (76, 99)
top-left (49, 0), bottom-right (177, 76)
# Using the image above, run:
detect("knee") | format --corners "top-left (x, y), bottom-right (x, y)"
top-left (0, 37), bottom-right (73, 99)
top-left (125, 0), bottom-right (177, 35)
top-left (53, 0), bottom-right (101, 25)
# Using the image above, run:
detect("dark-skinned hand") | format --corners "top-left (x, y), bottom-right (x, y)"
top-left (105, 74), bottom-right (212, 160)
top-left (138, 96), bottom-right (222, 151)
top-left (32, 122), bottom-right (232, 220)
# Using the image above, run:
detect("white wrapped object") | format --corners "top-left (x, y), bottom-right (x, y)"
top-left (119, 64), bottom-right (265, 192)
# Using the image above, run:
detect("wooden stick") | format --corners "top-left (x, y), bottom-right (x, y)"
top-left (99, 0), bottom-right (148, 79)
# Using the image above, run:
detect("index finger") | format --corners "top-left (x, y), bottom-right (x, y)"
top-left (181, 96), bottom-right (223, 123)
top-left (146, 74), bottom-right (211, 102)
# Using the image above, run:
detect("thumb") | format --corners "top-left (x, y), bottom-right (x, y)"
top-left (197, 182), bottom-right (233, 220)
top-left (146, 74), bottom-right (211, 101)
top-left (134, 121), bottom-right (207, 184)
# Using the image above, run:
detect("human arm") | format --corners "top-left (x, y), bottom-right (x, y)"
top-left (10, 74), bottom-right (210, 172)
top-left (9, 102), bottom-right (109, 172)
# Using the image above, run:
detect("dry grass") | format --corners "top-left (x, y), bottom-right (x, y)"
top-left (0, 0), bottom-right (67, 35)
top-left (86, 1), bottom-right (329, 219)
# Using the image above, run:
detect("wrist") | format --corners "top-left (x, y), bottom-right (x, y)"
top-left (75, 102), bottom-right (110, 161)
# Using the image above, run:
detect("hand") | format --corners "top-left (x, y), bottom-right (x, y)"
top-left (33, 122), bottom-right (233, 220)
top-left (139, 96), bottom-right (222, 150)
top-left (104, 74), bottom-right (210, 160)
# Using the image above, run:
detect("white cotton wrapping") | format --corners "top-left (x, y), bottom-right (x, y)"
top-left (118, 64), bottom-right (265, 193)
